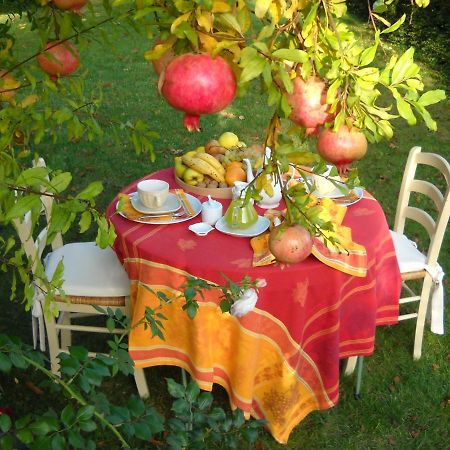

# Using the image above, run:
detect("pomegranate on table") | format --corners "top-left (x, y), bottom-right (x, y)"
top-left (288, 76), bottom-right (333, 135)
top-left (53, 0), bottom-right (88, 11)
top-left (269, 224), bottom-right (313, 265)
top-left (37, 41), bottom-right (79, 78)
top-left (316, 124), bottom-right (368, 174)
top-left (161, 53), bottom-right (237, 132)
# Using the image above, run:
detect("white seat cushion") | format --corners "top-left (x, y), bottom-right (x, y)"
top-left (390, 230), bottom-right (427, 273)
top-left (44, 242), bottom-right (130, 297)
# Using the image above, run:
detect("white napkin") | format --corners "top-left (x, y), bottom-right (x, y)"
top-left (230, 288), bottom-right (258, 318)
top-left (424, 263), bottom-right (445, 335)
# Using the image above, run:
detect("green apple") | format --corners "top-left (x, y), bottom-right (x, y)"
top-left (174, 156), bottom-right (187, 179)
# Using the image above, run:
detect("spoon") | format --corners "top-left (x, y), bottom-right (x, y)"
top-left (137, 210), bottom-right (186, 220)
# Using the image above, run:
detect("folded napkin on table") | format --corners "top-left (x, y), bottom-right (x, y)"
top-left (117, 189), bottom-right (194, 222)
top-left (250, 198), bottom-right (367, 277)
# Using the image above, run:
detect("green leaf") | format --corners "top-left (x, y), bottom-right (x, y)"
top-left (134, 421), bottom-right (152, 440)
top-left (391, 47), bottom-right (414, 84)
top-left (69, 345), bottom-right (89, 361)
top-left (61, 404), bottom-right (76, 427)
top-left (76, 405), bottom-right (95, 421)
top-left (16, 166), bottom-right (49, 186)
top-left (240, 56), bottom-right (267, 83)
top-left (0, 353), bottom-right (12, 372)
top-left (128, 395), bottom-right (146, 417)
top-left (76, 181), bottom-right (103, 200)
top-left (381, 13), bottom-right (406, 34)
top-left (10, 351), bottom-right (27, 369)
top-left (167, 378), bottom-right (185, 399)
top-left (359, 32), bottom-right (379, 66)
top-left (29, 419), bottom-right (52, 436)
top-left (4, 194), bottom-right (41, 221)
top-left (272, 48), bottom-right (309, 63)
top-left (0, 413), bottom-right (11, 432)
top-left (326, 78), bottom-right (342, 104)
top-left (79, 210), bottom-right (92, 233)
top-left (68, 429), bottom-right (85, 448)
top-left (396, 98), bottom-right (416, 125)
top-left (217, 13), bottom-right (242, 34)
top-left (185, 379), bottom-right (200, 402)
top-left (51, 434), bottom-right (66, 450)
top-left (49, 172), bottom-right (72, 193)
top-left (417, 90), bottom-right (446, 106)
top-left (17, 429), bottom-right (33, 445)
top-left (171, 398), bottom-right (190, 415)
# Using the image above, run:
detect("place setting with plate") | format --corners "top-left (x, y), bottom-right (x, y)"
top-left (116, 179), bottom-right (201, 224)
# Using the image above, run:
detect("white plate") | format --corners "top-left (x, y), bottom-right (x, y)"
top-left (118, 193), bottom-right (201, 224)
top-left (215, 216), bottom-right (270, 237)
top-left (323, 187), bottom-right (364, 207)
top-left (130, 191), bottom-right (181, 214)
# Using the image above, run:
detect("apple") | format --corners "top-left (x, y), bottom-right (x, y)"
top-left (37, 41), bottom-right (79, 78)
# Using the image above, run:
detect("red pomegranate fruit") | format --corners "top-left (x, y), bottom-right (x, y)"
top-left (316, 125), bottom-right (368, 174)
top-left (161, 53), bottom-right (237, 131)
top-left (53, 0), bottom-right (88, 11)
top-left (288, 76), bottom-right (332, 135)
top-left (269, 224), bottom-right (313, 265)
top-left (37, 41), bottom-right (79, 78)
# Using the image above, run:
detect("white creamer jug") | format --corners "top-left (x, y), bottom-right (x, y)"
top-left (201, 195), bottom-right (223, 225)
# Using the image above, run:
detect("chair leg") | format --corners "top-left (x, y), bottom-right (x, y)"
top-left (134, 368), bottom-right (150, 399)
top-left (344, 356), bottom-right (358, 375)
top-left (44, 314), bottom-right (61, 375)
top-left (413, 277), bottom-right (433, 360)
top-left (59, 312), bottom-right (72, 351)
top-left (355, 356), bottom-right (365, 398)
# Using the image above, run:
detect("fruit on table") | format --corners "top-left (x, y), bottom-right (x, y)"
top-left (269, 224), bottom-right (313, 264)
top-left (160, 53), bottom-right (237, 132)
top-left (225, 161), bottom-right (246, 186)
top-left (183, 168), bottom-right (204, 186)
top-left (218, 132), bottom-right (239, 149)
top-left (195, 153), bottom-right (225, 176)
top-left (0, 70), bottom-right (20, 101)
top-left (174, 156), bottom-right (187, 179)
top-left (37, 41), bottom-right (79, 78)
top-left (181, 153), bottom-right (225, 183)
top-left (205, 140), bottom-right (227, 155)
top-left (316, 125), bottom-right (368, 174)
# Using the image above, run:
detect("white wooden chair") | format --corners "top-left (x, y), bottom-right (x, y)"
top-left (12, 157), bottom-right (149, 398)
top-left (345, 147), bottom-right (450, 389)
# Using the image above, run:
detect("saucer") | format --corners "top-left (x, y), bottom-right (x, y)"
top-left (215, 216), bottom-right (270, 237)
top-left (130, 192), bottom-right (181, 214)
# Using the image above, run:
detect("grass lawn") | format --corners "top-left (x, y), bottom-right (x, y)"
top-left (1, 9), bottom-right (449, 450)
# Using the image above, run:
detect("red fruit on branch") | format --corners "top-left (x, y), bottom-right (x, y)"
top-left (37, 41), bottom-right (79, 78)
top-left (316, 125), bottom-right (368, 174)
top-left (161, 53), bottom-right (237, 132)
top-left (53, 0), bottom-right (88, 11)
top-left (288, 76), bottom-right (333, 133)
top-left (269, 224), bottom-right (313, 265)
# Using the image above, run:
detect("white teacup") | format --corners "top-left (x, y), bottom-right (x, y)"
top-left (137, 179), bottom-right (169, 208)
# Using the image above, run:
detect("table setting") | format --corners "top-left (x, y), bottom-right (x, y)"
top-left (106, 140), bottom-right (402, 444)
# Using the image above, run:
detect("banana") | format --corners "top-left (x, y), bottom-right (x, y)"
top-left (195, 152), bottom-right (225, 175)
top-left (182, 154), bottom-right (225, 183)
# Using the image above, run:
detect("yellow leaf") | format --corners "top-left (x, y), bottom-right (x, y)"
top-left (285, 0), bottom-right (298, 19)
top-left (196, 10), bottom-right (213, 32)
top-left (144, 42), bottom-right (173, 60)
top-left (170, 12), bottom-right (192, 34)
top-left (269, 2), bottom-right (280, 24)
top-left (255, 0), bottom-right (271, 18)
top-left (199, 33), bottom-right (217, 54)
top-left (212, 0), bottom-right (231, 13)
top-left (19, 95), bottom-right (39, 108)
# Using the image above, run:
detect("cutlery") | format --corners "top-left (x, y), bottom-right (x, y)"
top-left (137, 211), bottom-right (186, 220)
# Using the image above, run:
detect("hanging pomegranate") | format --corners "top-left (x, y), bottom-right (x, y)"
top-left (37, 41), bottom-right (79, 78)
top-left (269, 224), bottom-right (313, 265)
top-left (288, 76), bottom-right (333, 136)
top-left (53, 0), bottom-right (88, 11)
top-left (161, 53), bottom-right (237, 132)
top-left (316, 125), bottom-right (368, 174)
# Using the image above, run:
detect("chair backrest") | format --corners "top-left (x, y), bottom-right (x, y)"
top-left (393, 146), bottom-right (450, 267)
top-left (12, 157), bottom-right (63, 274)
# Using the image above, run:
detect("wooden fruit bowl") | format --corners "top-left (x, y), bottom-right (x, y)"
top-left (174, 173), bottom-right (233, 199)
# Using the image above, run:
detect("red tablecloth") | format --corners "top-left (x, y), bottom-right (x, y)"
top-left (107, 168), bottom-right (401, 443)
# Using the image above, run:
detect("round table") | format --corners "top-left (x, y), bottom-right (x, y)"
top-left (107, 168), bottom-right (401, 444)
